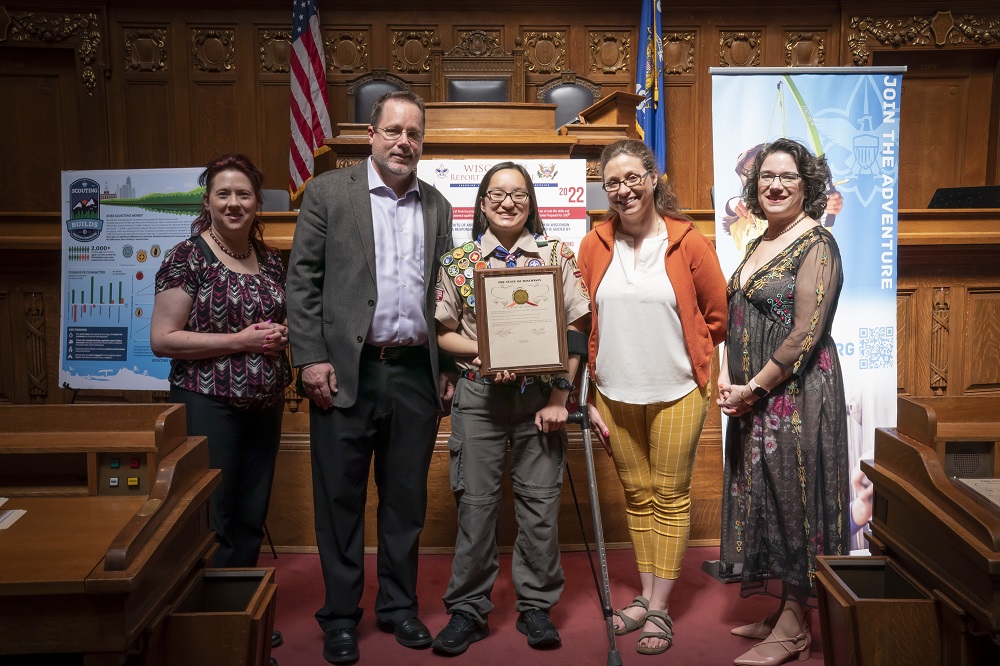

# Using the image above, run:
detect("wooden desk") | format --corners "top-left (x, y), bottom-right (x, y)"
top-left (0, 404), bottom-right (219, 661)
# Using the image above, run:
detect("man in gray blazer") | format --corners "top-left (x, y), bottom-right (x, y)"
top-left (287, 90), bottom-right (454, 665)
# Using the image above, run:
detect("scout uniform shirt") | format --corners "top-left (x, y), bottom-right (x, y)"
top-left (434, 227), bottom-right (591, 373)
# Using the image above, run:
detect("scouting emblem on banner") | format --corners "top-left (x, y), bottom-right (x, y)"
top-left (65, 178), bottom-right (104, 242)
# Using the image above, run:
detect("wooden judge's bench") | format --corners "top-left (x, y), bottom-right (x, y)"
top-left (815, 396), bottom-right (1000, 666)
top-left (0, 404), bottom-right (276, 666)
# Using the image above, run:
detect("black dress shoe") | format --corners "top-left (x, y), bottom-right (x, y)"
top-left (516, 608), bottom-right (561, 648)
top-left (431, 610), bottom-right (489, 656)
top-left (323, 628), bottom-right (359, 664)
top-left (376, 616), bottom-right (432, 648)
top-left (272, 629), bottom-right (283, 648)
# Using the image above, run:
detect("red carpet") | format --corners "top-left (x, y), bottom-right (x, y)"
top-left (265, 546), bottom-right (825, 665)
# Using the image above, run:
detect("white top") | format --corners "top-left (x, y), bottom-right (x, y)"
top-left (594, 229), bottom-right (697, 404)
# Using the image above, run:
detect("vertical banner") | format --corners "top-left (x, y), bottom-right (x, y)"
top-left (635, 0), bottom-right (666, 172)
top-left (59, 168), bottom-right (203, 391)
top-left (417, 158), bottom-right (588, 250)
top-left (712, 68), bottom-right (903, 551)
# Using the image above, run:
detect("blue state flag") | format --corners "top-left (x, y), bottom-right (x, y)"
top-left (636, 0), bottom-right (666, 172)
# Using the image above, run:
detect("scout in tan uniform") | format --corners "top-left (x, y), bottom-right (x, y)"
top-left (430, 162), bottom-right (590, 656)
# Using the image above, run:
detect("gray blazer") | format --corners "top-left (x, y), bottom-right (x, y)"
top-left (286, 161), bottom-right (454, 408)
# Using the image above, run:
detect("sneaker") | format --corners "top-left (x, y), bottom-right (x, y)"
top-left (431, 610), bottom-right (489, 656)
top-left (516, 608), bottom-right (561, 648)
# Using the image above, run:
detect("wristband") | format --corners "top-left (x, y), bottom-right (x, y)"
top-left (748, 379), bottom-right (769, 398)
top-left (551, 376), bottom-right (575, 392)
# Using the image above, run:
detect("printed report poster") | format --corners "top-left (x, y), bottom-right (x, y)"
top-left (59, 168), bottom-right (203, 390)
top-left (417, 159), bottom-right (588, 250)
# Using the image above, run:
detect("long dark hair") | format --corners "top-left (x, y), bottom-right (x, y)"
top-left (599, 139), bottom-right (690, 222)
top-left (471, 162), bottom-right (545, 242)
top-left (190, 153), bottom-right (267, 250)
top-left (741, 137), bottom-right (831, 220)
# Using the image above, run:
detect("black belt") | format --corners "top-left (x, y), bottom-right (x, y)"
top-left (361, 343), bottom-right (428, 363)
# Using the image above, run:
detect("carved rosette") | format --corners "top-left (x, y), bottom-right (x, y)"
top-left (524, 31), bottom-right (565, 74)
top-left (392, 30), bottom-right (434, 73)
top-left (24, 292), bottom-right (47, 403)
top-left (850, 11), bottom-right (999, 65)
top-left (259, 29), bottom-right (292, 73)
top-left (719, 31), bottom-right (761, 68)
top-left (663, 31), bottom-right (695, 75)
top-left (326, 30), bottom-right (368, 73)
top-left (336, 157), bottom-right (364, 169)
top-left (785, 32), bottom-right (825, 66)
top-left (192, 29), bottom-right (235, 73)
top-left (1, 9), bottom-right (103, 95)
top-left (930, 287), bottom-right (950, 395)
top-left (589, 31), bottom-right (630, 75)
top-left (124, 28), bottom-right (168, 72)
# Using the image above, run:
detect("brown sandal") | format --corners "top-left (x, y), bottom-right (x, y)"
top-left (636, 609), bottom-right (673, 655)
top-left (612, 595), bottom-right (649, 635)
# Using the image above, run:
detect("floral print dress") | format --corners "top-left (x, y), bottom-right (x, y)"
top-left (720, 226), bottom-right (850, 595)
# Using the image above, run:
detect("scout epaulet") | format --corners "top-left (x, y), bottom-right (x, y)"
top-left (440, 241), bottom-right (487, 311)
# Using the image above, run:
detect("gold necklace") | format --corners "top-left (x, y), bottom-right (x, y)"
top-left (208, 226), bottom-right (253, 259)
top-left (762, 212), bottom-right (807, 241)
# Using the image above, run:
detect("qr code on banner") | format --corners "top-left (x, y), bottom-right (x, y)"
top-left (858, 327), bottom-right (895, 369)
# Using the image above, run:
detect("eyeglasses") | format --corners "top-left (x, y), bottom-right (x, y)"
top-left (485, 189), bottom-right (529, 205)
top-left (758, 172), bottom-right (802, 185)
top-left (602, 170), bottom-right (651, 192)
top-left (375, 127), bottom-right (424, 143)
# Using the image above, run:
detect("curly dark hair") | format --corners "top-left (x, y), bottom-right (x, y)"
top-left (599, 139), bottom-right (690, 222)
top-left (471, 161), bottom-right (545, 242)
top-left (191, 153), bottom-right (268, 251)
top-left (741, 138), bottom-right (831, 220)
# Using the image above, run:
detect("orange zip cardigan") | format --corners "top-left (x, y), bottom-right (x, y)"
top-left (576, 214), bottom-right (728, 389)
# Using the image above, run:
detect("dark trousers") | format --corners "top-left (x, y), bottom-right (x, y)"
top-left (170, 387), bottom-right (283, 568)
top-left (310, 348), bottom-right (438, 632)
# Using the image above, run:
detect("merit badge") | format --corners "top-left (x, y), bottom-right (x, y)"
top-left (463, 267), bottom-right (475, 279)
top-left (462, 242), bottom-right (476, 254)
top-left (466, 294), bottom-right (476, 309)
top-left (458, 257), bottom-right (470, 270)
top-left (447, 264), bottom-right (460, 277)
top-left (441, 253), bottom-right (454, 266)
top-left (468, 250), bottom-right (482, 262)
top-left (460, 284), bottom-right (472, 297)
top-left (452, 247), bottom-right (465, 260)
top-left (454, 274), bottom-right (466, 287)
top-left (475, 261), bottom-right (488, 270)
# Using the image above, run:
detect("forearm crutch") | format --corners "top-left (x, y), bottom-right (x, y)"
top-left (567, 364), bottom-right (622, 666)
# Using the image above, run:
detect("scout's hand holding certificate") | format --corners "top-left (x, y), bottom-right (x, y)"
top-left (474, 265), bottom-right (568, 375)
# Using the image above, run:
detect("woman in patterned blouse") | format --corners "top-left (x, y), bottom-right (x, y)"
top-left (151, 153), bottom-right (291, 568)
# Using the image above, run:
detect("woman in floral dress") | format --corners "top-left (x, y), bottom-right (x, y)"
top-left (717, 138), bottom-right (849, 666)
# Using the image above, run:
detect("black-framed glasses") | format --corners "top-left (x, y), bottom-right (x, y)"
top-left (602, 170), bottom-right (651, 192)
top-left (485, 189), bottom-right (529, 205)
top-left (375, 127), bottom-right (424, 143)
top-left (758, 172), bottom-right (801, 185)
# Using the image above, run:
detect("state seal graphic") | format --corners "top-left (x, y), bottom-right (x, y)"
top-left (65, 178), bottom-right (104, 242)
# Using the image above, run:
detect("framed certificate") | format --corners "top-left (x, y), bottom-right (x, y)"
top-left (473, 265), bottom-right (568, 375)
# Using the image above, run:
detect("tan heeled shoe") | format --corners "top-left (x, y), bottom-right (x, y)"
top-left (733, 629), bottom-right (811, 665)
top-left (731, 610), bottom-right (780, 639)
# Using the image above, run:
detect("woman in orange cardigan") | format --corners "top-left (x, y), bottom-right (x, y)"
top-left (577, 139), bottom-right (727, 656)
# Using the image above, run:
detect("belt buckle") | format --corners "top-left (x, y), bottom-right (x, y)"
top-left (378, 346), bottom-right (390, 361)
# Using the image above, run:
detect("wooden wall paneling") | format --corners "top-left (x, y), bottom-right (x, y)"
top-left (962, 287), bottom-right (1000, 395)
top-left (0, 288), bottom-right (16, 404)
top-left (990, 54), bottom-right (1000, 184)
top-left (114, 23), bottom-right (175, 169)
top-left (895, 288), bottom-right (916, 396)
top-left (256, 23), bottom-right (293, 190)
top-left (663, 79), bottom-right (698, 209)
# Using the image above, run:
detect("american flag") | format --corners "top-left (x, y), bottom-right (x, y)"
top-left (289, 0), bottom-right (332, 199)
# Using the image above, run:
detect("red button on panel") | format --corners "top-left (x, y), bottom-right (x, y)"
top-left (130, 457), bottom-right (141, 469)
